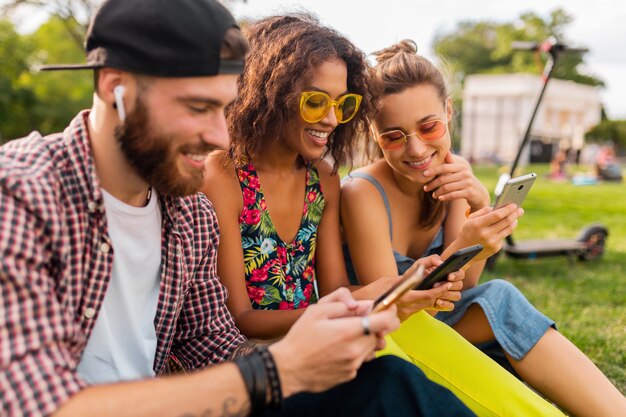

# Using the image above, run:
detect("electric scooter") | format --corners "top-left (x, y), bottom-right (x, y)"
top-left (489, 38), bottom-right (609, 266)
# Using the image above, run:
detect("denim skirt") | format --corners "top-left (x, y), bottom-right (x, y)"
top-left (435, 279), bottom-right (555, 361)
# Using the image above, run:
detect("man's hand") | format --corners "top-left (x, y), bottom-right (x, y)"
top-left (269, 288), bottom-right (400, 398)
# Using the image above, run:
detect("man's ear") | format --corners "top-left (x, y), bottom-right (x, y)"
top-left (98, 68), bottom-right (128, 122)
top-left (96, 68), bottom-right (123, 99)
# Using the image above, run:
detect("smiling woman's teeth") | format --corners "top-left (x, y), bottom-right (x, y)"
top-left (187, 153), bottom-right (207, 162)
top-left (306, 129), bottom-right (329, 140)
top-left (407, 155), bottom-right (431, 167)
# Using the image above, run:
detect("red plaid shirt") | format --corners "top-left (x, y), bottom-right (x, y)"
top-left (0, 111), bottom-right (245, 416)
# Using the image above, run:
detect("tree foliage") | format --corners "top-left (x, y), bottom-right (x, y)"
top-left (0, 19), bottom-right (37, 142)
top-left (0, 16), bottom-right (92, 142)
top-left (432, 9), bottom-right (607, 151)
top-left (586, 120), bottom-right (626, 154)
top-left (1, 0), bottom-right (99, 47)
top-left (433, 9), bottom-right (604, 88)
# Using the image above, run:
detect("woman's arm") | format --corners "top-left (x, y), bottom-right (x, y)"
top-left (313, 161), bottom-right (361, 296)
top-left (441, 203), bottom-right (523, 288)
top-left (202, 154), bottom-right (305, 339)
top-left (440, 198), bottom-right (488, 288)
top-left (340, 173), bottom-right (402, 283)
top-left (428, 156), bottom-right (523, 288)
top-left (340, 172), bottom-right (462, 319)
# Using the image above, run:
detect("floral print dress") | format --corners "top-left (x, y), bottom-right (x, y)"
top-left (237, 163), bottom-right (324, 310)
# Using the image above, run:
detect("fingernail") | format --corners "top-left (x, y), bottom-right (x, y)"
top-left (432, 192), bottom-right (437, 199)
top-left (423, 185), bottom-right (429, 191)
top-left (424, 170), bottom-right (430, 176)
top-left (447, 283), bottom-right (452, 290)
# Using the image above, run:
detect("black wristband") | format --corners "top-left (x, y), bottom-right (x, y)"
top-left (234, 353), bottom-right (267, 416)
top-left (257, 346), bottom-right (283, 409)
top-left (249, 352), bottom-right (267, 415)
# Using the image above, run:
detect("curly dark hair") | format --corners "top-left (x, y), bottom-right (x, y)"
top-left (227, 14), bottom-right (375, 172)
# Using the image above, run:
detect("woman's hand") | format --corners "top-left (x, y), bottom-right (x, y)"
top-left (393, 256), bottom-right (464, 321)
top-left (423, 152), bottom-right (490, 212)
top-left (457, 204), bottom-right (524, 260)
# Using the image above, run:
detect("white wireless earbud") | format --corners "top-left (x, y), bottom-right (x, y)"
top-left (113, 85), bottom-right (126, 122)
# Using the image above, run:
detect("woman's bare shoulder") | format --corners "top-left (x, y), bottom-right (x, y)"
top-left (202, 151), bottom-right (241, 207)
top-left (341, 161), bottom-right (387, 195)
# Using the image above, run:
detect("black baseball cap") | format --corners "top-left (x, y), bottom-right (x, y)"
top-left (40, 0), bottom-right (244, 77)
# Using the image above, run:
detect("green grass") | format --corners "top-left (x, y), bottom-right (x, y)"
top-left (475, 164), bottom-right (626, 393)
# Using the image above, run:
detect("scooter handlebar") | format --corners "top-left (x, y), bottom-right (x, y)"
top-left (512, 40), bottom-right (588, 54)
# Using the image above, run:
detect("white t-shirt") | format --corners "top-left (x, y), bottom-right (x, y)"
top-left (77, 188), bottom-right (162, 384)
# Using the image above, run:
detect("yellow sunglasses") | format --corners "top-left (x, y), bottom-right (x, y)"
top-left (299, 91), bottom-right (363, 124)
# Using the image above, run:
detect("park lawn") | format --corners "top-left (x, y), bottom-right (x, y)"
top-left (474, 164), bottom-right (626, 393)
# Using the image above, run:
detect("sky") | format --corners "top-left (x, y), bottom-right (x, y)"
top-left (229, 0), bottom-right (626, 119)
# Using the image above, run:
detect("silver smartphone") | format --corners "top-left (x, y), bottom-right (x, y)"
top-left (493, 173), bottom-right (536, 209)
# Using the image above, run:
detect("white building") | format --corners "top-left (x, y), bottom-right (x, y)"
top-left (460, 74), bottom-right (602, 164)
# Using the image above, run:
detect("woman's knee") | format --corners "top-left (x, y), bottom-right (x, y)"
top-left (481, 279), bottom-right (526, 302)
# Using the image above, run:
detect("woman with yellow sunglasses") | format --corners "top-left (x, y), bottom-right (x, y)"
top-left (203, 15), bottom-right (574, 416)
top-left (341, 40), bottom-right (626, 417)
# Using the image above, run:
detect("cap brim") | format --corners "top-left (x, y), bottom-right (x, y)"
top-left (218, 59), bottom-right (245, 75)
top-left (39, 63), bottom-right (103, 71)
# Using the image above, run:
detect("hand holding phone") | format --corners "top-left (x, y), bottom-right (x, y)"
top-left (372, 264), bottom-right (425, 313)
top-left (414, 244), bottom-right (483, 291)
top-left (493, 173), bottom-right (536, 210)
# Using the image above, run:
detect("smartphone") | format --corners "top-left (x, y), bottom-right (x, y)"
top-left (372, 264), bottom-right (425, 313)
top-left (493, 173), bottom-right (537, 210)
top-left (414, 244), bottom-right (484, 291)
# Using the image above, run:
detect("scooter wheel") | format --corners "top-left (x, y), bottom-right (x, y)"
top-left (578, 226), bottom-right (608, 261)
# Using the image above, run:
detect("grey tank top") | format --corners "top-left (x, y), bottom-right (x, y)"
top-left (342, 172), bottom-right (444, 281)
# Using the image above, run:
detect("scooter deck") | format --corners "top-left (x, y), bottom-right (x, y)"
top-left (504, 239), bottom-right (585, 259)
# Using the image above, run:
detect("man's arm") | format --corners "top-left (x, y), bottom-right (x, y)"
top-left (53, 288), bottom-right (400, 417)
top-left (53, 363), bottom-right (250, 417)
top-left (0, 185), bottom-right (88, 416)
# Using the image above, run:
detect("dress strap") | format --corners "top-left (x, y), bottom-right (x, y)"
top-left (343, 172), bottom-right (393, 240)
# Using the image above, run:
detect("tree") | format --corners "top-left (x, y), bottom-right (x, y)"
top-left (433, 9), bottom-right (604, 87)
top-left (25, 15), bottom-right (93, 136)
top-left (1, 0), bottom-right (99, 47)
top-left (432, 9), bottom-right (604, 151)
top-left (586, 120), bottom-right (626, 155)
top-left (1, 0), bottom-right (248, 46)
top-left (0, 19), bottom-right (37, 142)
top-left (0, 16), bottom-right (92, 142)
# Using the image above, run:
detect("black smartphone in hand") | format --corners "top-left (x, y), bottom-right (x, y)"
top-left (414, 244), bottom-right (483, 291)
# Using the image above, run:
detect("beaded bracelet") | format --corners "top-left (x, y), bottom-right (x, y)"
top-left (257, 346), bottom-right (283, 409)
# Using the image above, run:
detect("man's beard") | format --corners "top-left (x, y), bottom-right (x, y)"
top-left (114, 98), bottom-right (209, 198)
